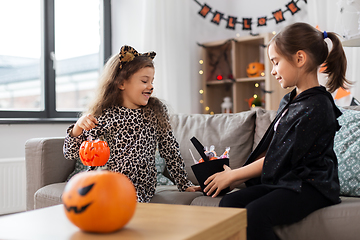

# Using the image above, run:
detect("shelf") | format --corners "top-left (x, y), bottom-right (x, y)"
top-left (206, 79), bottom-right (235, 85)
top-left (206, 77), bottom-right (265, 85)
top-left (200, 33), bottom-right (290, 114)
top-left (235, 77), bottom-right (265, 83)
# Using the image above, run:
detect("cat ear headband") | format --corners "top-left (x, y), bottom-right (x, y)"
top-left (118, 45), bottom-right (156, 69)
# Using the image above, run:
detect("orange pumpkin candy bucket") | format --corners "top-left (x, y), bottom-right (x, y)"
top-left (79, 138), bottom-right (110, 166)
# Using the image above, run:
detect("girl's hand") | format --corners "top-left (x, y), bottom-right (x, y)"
top-left (71, 114), bottom-right (98, 137)
top-left (185, 186), bottom-right (202, 192)
top-left (203, 165), bottom-right (233, 198)
top-left (202, 158), bottom-right (264, 198)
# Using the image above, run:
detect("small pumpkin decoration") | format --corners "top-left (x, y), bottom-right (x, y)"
top-left (246, 62), bottom-right (264, 78)
top-left (62, 171), bottom-right (137, 233)
top-left (79, 138), bottom-right (110, 166)
top-left (246, 96), bottom-right (264, 108)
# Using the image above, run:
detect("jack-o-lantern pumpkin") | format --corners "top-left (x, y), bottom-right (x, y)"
top-left (79, 139), bottom-right (110, 166)
top-left (62, 171), bottom-right (137, 233)
top-left (246, 62), bottom-right (264, 78)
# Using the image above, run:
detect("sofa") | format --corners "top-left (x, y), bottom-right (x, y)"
top-left (25, 107), bottom-right (360, 240)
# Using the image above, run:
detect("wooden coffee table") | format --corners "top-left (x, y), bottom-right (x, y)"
top-left (0, 203), bottom-right (246, 240)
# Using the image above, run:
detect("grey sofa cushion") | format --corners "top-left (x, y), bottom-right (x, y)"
top-left (34, 182), bottom-right (66, 209)
top-left (274, 196), bottom-right (360, 240)
top-left (170, 110), bottom-right (256, 184)
top-left (190, 195), bottom-right (222, 207)
top-left (35, 183), bottom-right (203, 208)
top-left (150, 185), bottom-right (203, 205)
top-left (253, 108), bottom-right (277, 150)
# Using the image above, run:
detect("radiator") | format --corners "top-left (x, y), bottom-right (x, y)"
top-left (0, 158), bottom-right (26, 215)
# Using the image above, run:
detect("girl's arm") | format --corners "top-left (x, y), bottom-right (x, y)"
top-left (63, 124), bottom-right (86, 160)
top-left (154, 102), bottom-right (195, 191)
top-left (203, 157), bottom-right (264, 197)
top-left (156, 123), bottom-right (194, 191)
top-left (158, 133), bottom-right (195, 191)
top-left (63, 114), bottom-right (103, 160)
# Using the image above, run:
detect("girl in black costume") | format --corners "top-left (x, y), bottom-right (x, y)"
top-left (203, 22), bottom-right (350, 240)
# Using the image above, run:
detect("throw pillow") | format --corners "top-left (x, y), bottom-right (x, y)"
top-left (334, 108), bottom-right (360, 196)
top-left (66, 158), bottom-right (89, 181)
top-left (155, 149), bottom-right (174, 186)
top-left (253, 108), bottom-right (277, 150)
top-left (169, 110), bottom-right (256, 184)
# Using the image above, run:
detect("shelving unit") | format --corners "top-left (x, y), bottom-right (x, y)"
top-left (200, 33), bottom-right (290, 114)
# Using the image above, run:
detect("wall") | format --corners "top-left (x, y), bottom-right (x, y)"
top-left (0, 123), bottom-right (69, 214)
top-left (0, 124), bottom-right (68, 160)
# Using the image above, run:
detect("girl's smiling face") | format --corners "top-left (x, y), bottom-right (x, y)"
top-left (119, 67), bottom-right (155, 109)
top-left (268, 43), bottom-right (299, 89)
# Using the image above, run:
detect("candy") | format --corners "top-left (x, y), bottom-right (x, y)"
top-left (196, 146), bottom-right (230, 163)
top-left (220, 147), bottom-right (230, 159)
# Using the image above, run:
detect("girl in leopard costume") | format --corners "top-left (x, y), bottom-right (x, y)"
top-left (63, 45), bottom-right (199, 203)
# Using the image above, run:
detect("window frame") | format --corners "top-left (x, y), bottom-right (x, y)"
top-left (0, 0), bottom-right (111, 123)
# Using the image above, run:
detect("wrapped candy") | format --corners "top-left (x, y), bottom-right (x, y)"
top-left (196, 146), bottom-right (230, 163)
top-left (205, 145), bottom-right (217, 160)
top-left (220, 147), bottom-right (230, 159)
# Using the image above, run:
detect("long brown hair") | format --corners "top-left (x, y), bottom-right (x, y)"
top-left (83, 52), bottom-right (170, 129)
top-left (85, 54), bottom-right (153, 116)
top-left (269, 22), bottom-right (350, 92)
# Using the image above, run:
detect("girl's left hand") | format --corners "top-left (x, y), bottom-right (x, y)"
top-left (185, 186), bottom-right (202, 192)
top-left (203, 165), bottom-right (233, 198)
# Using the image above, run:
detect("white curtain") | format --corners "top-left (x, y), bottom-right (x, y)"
top-left (112, 0), bottom-right (198, 114)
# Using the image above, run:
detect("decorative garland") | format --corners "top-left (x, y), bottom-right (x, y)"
top-left (194, 0), bottom-right (307, 34)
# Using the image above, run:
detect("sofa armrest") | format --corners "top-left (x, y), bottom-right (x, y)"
top-left (25, 137), bottom-right (76, 210)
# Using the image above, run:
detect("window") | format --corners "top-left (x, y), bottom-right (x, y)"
top-left (0, 0), bottom-right (42, 112)
top-left (0, 0), bottom-right (111, 121)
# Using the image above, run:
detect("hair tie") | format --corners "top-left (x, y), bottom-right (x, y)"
top-left (323, 31), bottom-right (328, 39)
top-left (118, 45), bottom-right (156, 69)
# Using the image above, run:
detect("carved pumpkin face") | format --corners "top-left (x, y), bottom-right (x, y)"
top-left (246, 62), bottom-right (265, 78)
top-left (79, 139), bottom-right (110, 166)
top-left (62, 171), bottom-right (137, 233)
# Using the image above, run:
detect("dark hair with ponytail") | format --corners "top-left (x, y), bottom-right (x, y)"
top-left (269, 22), bottom-right (350, 92)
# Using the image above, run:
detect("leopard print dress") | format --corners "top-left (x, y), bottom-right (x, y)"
top-left (63, 105), bottom-right (193, 203)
